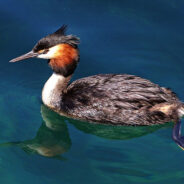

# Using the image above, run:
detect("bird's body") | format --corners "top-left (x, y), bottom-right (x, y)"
top-left (42, 72), bottom-right (183, 125)
top-left (10, 25), bottom-right (184, 125)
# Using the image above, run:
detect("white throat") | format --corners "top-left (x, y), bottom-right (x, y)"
top-left (42, 73), bottom-right (71, 109)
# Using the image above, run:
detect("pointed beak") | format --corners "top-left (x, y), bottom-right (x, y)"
top-left (9, 51), bottom-right (39, 63)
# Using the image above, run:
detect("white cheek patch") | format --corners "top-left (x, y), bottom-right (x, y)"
top-left (37, 45), bottom-right (60, 59)
top-left (37, 53), bottom-right (51, 59)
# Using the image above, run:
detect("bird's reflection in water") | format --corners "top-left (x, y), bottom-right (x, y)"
top-left (0, 105), bottom-right (173, 158)
top-left (0, 105), bottom-right (71, 159)
top-left (23, 105), bottom-right (72, 158)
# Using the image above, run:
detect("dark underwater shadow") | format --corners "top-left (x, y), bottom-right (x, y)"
top-left (68, 117), bottom-right (172, 140)
top-left (0, 105), bottom-right (174, 158)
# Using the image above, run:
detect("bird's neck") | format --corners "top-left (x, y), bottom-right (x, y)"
top-left (42, 73), bottom-right (71, 109)
top-left (42, 44), bottom-right (79, 109)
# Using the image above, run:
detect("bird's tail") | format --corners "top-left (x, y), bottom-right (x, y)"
top-left (178, 104), bottom-right (184, 118)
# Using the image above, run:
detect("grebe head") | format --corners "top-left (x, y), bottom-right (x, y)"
top-left (10, 25), bottom-right (80, 77)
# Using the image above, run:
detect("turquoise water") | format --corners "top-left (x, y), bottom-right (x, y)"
top-left (1, 0), bottom-right (184, 183)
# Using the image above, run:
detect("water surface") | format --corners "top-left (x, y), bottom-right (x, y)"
top-left (1, 0), bottom-right (184, 183)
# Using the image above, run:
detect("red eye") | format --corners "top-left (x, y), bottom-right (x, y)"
top-left (38, 49), bottom-right (49, 54)
top-left (43, 49), bottom-right (49, 54)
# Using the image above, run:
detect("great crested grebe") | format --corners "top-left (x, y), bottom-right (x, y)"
top-left (10, 25), bottom-right (184, 125)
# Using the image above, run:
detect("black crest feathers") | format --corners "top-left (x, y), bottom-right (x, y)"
top-left (54, 25), bottom-right (67, 35)
top-left (33, 25), bottom-right (80, 52)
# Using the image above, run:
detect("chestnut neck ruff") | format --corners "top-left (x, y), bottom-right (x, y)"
top-left (48, 44), bottom-right (79, 77)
